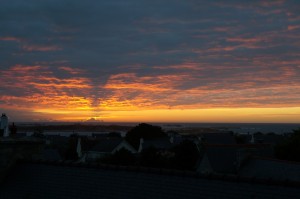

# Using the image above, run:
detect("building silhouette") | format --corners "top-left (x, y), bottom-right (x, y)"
top-left (0, 113), bottom-right (9, 137)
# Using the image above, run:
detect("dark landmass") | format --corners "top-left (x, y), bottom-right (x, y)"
top-left (16, 123), bottom-right (133, 133)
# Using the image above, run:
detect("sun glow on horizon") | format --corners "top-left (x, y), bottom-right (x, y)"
top-left (26, 107), bottom-right (300, 123)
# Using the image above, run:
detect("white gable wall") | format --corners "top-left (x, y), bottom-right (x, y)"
top-left (112, 140), bottom-right (137, 154)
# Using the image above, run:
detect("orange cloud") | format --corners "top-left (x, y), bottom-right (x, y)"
top-left (0, 65), bottom-right (93, 117)
top-left (22, 44), bottom-right (62, 52)
top-left (2, 60), bottom-right (300, 122)
top-left (104, 73), bottom-right (189, 92)
top-left (287, 25), bottom-right (300, 31)
top-left (59, 66), bottom-right (84, 74)
top-left (153, 63), bottom-right (201, 70)
top-left (99, 64), bottom-right (300, 114)
top-left (0, 37), bottom-right (21, 42)
top-left (259, 0), bottom-right (286, 7)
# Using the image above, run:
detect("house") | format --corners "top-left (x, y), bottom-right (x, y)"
top-left (13, 133), bottom-right (27, 138)
top-left (45, 134), bottom-right (68, 145)
top-left (1, 160), bottom-right (299, 198)
top-left (138, 137), bottom-right (174, 152)
top-left (0, 113), bottom-right (9, 137)
top-left (200, 132), bottom-right (236, 145)
top-left (197, 144), bottom-right (274, 174)
top-left (32, 148), bottom-right (62, 161)
top-left (92, 133), bottom-right (110, 138)
top-left (84, 138), bottom-right (137, 161)
top-left (253, 133), bottom-right (287, 145)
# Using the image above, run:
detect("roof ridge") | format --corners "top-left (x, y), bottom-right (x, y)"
top-left (18, 159), bottom-right (300, 188)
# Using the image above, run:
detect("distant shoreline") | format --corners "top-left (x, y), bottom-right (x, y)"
top-left (12, 122), bottom-right (300, 135)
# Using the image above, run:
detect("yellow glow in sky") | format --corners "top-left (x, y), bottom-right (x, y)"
top-left (32, 107), bottom-right (300, 123)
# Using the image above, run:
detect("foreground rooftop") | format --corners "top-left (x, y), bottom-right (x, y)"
top-left (1, 160), bottom-right (300, 199)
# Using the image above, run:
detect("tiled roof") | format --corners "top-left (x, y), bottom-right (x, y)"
top-left (143, 138), bottom-right (173, 150)
top-left (252, 134), bottom-right (286, 144)
top-left (90, 138), bottom-right (123, 152)
top-left (239, 156), bottom-right (300, 182)
top-left (201, 132), bottom-right (236, 144)
top-left (33, 149), bottom-right (62, 161)
top-left (204, 146), bottom-right (238, 174)
top-left (1, 160), bottom-right (300, 199)
top-left (198, 144), bottom-right (274, 174)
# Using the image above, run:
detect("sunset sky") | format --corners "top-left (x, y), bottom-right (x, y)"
top-left (1, 0), bottom-right (300, 123)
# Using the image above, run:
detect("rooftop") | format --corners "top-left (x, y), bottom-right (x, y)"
top-left (239, 156), bottom-right (300, 182)
top-left (1, 160), bottom-right (300, 199)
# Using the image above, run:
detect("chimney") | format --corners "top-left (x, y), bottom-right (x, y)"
top-left (170, 136), bottom-right (174, 144)
top-left (250, 133), bottom-right (255, 144)
top-left (138, 138), bottom-right (144, 153)
top-left (76, 138), bottom-right (82, 158)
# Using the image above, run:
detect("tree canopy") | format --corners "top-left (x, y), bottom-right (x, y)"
top-left (275, 128), bottom-right (300, 162)
top-left (125, 123), bottom-right (167, 149)
top-left (171, 140), bottom-right (200, 170)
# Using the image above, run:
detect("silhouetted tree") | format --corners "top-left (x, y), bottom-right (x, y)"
top-left (125, 123), bottom-right (167, 149)
top-left (9, 122), bottom-right (17, 136)
top-left (171, 140), bottom-right (200, 170)
top-left (65, 137), bottom-right (78, 160)
top-left (234, 134), bottom-right (247, 144)
top-left (140, 146), bottom-right (161, 167)
top-left (275, 128), bottom-right (300, 162)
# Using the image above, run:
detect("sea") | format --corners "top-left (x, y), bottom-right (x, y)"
top-left (175, 123), bottom-right (300, 134)
top-left (15, 122), bottom-right (300, 137)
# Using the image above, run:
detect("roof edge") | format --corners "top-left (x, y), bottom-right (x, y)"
top-left (15, 158), bottom-right (300, 188)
